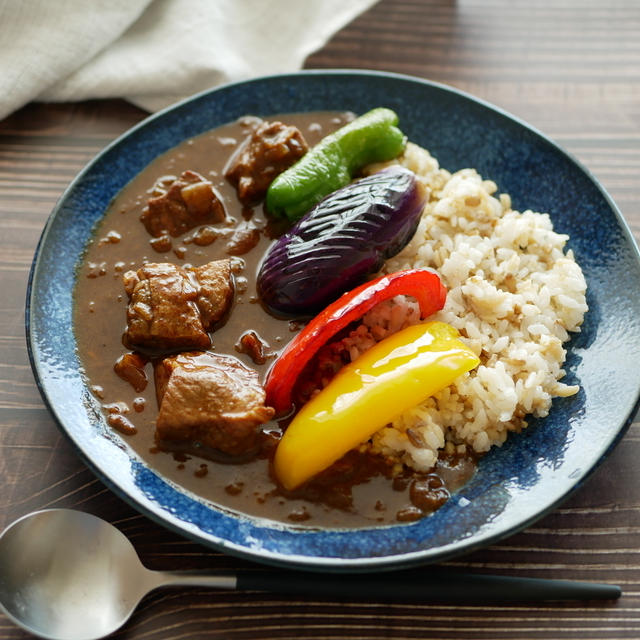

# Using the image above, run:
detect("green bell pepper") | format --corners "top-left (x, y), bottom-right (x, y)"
top-left (265, 107), bottom-right (406, 221)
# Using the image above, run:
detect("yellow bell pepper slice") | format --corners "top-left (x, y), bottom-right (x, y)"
top-left (273, 321), bottom-right (480, 490)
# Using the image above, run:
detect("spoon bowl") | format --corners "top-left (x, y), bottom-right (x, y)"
top-left (0, 509), bottom-right (158, 640)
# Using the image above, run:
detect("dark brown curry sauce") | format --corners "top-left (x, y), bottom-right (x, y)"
top-left (73, 112), bottom-right (476, 528)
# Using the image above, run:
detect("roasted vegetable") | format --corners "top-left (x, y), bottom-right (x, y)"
top-left (264, 268), bottom-right (447, 416)
top-left (273, 321), bottom-right (480, 490)
top-left (258, 166), bottom-right (427, 317)
top-left (265, 107), bottom-right (406, 221)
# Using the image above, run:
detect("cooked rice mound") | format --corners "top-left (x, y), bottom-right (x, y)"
top-left (348, 143), bottom-right (589, 472)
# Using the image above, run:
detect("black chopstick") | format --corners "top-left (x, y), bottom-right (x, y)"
top-left (236, 569), bottom-right (621, 602)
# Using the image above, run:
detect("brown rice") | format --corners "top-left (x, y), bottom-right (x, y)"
top-left (337, 143), bottom-right (589, 472)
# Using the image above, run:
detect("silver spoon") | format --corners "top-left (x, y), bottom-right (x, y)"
top-left (0, 509), bottom-right (621, 640)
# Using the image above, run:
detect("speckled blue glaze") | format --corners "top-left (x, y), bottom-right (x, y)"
top-left (26, 70), bottom-right (640, 571)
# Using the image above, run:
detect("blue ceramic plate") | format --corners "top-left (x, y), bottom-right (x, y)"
top-left (26, 70), bottom-right (640, 571)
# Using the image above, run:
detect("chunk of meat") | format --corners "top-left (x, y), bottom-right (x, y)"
top-left (225, 121), bottom-right (308, 205)
top-left (113, 352), bottom-right (148, 392)
top-left (192, 259), bottom-right (234, 329)
top-left (225, 220), bottom-right (261, 255)
top-left (123, 260), bottom-right (233, 353)
top-left (141, 170), bottom-right (226, 237)
top-left (154, 352), bottom-right (275, 456)
top-left (123, 263), bottom-right (209, 352)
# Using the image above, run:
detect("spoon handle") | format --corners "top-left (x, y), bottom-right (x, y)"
top-left (158, 569), bottom-right (621, 602)
top-left (238, 570), bottom-right (621, 602)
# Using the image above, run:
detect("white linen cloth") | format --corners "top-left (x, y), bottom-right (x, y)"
top-left (0, 0), bottom-right (378, 121)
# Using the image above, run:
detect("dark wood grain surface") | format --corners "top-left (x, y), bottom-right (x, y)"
top-left (2, 1), bottom-right (639, 637)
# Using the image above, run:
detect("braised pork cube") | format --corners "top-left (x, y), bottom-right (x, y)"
top-left (155, 352), bottom-right (275, 456)
top-left (141, 170), bottom-right (226, 237)
top-left (122, 260), bottom-right (233, 353)
top-left (123, 263), bottom-right (210, 352)
top-left (192, 259), bottom-right (234, 329)
top-left (225, 121), bottom-right (308, 205)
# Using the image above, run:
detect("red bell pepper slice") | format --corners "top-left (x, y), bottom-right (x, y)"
top-left (264, 268), bottom-right (447, 416)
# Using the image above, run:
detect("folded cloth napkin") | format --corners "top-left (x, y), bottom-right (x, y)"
top-left (0, 0), bottom-right (378, 121)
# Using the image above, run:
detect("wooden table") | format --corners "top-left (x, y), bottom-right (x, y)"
top-left (2, 1), bottom-right (639, 637)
